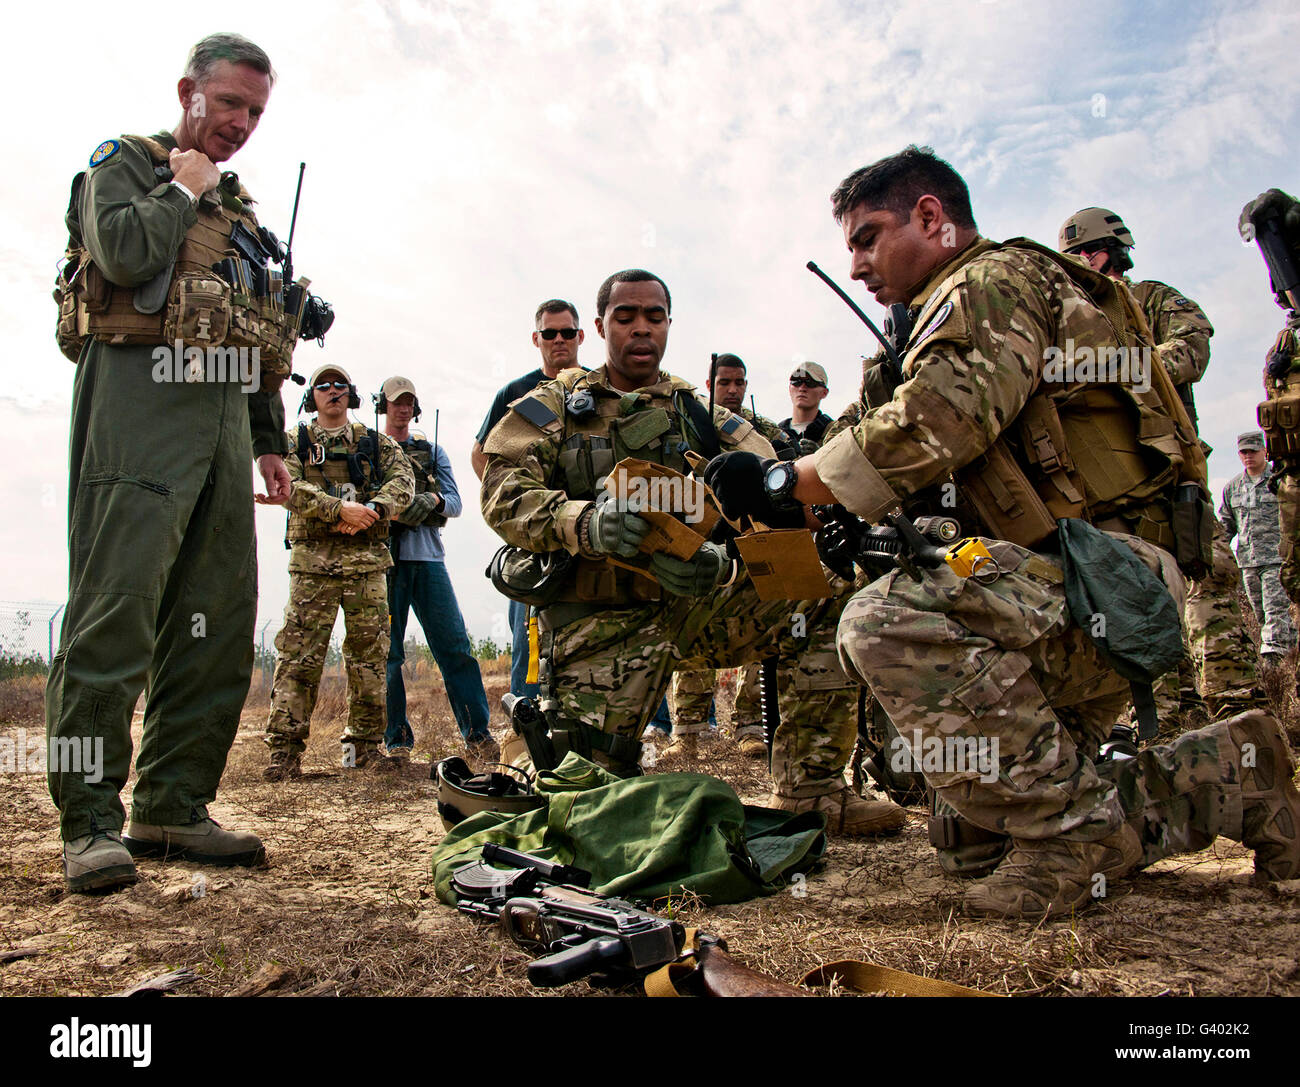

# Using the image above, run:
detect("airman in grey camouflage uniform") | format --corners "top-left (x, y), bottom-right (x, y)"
top-left (263, 364), bottom-right (415, 778)
top-left (481, 272), bottom-right (898, 834)
top-left (710, 148), bottom-right (1300, 917)
top-left (1221, 431), bottom-right (1295, 664)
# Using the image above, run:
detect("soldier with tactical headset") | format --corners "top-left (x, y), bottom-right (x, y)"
top-left (1059, 207), bottom-right (1264, 727)
top-left (262, 365), bottom-right (414, 780)
top-left (379, 376), bottom-right (496, 763)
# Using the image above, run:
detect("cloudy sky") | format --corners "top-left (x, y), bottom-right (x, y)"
top-left (2, 0), bottom-right (1297, 654)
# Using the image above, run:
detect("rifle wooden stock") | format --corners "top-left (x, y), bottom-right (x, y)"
top-left (694, 943), bottom-right (809, 998)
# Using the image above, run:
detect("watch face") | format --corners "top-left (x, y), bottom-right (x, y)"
top-left (765, 462), bottom-right (791, 491)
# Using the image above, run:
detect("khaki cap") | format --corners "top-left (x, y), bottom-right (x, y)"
top-left (308, 363), bottom-right (352, 387)
top-left (381, 375), bottom-right (417, 401)
top-left (790, 361), bottom-right (828, 386)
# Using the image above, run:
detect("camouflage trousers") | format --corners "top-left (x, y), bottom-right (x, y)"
top-left (837, 536), bottom-right (1203, 842)
top-left (1185, 521), bottom-right (1259, 702)
top-left (669, 663), bottom-right (770, 742)
top-left (541, 580), bottom-right (857, 794)
top-left (1242, 564), bottom-right (1297, 658)
top-left (1276, 473), bottom-right (1300, 605)
top-left (264, 570), bottom-right (390, 753)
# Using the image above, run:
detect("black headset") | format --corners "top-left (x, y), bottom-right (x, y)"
top-left (300, 378), bottom-right (361, 415)
top-left (376, 389), bottom-right (422, 421)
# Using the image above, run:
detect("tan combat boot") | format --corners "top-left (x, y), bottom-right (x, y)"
top-left (63, 831), bottom-right (137, 894)
top-left (665, 732), bottom-right (698, 759)
top-left (962, 824), bottom-right (1142, 919)
top-left (735, 727), bottom-right (767, 759)
top-left (123, 818), bottom-right (267, 867)
top-left (770, 786), bottom-right (908, 836)
top-left (347, 742), bottom-right (399, 774)
top-left (263, 749), bottom-right (302, 782)
top-left (1230, 711), bottom-right (1300, 884)
top-left (466, 734), bottom-right (502, 765)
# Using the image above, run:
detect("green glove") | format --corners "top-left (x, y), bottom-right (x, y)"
top-left (396, 492), bottom-right (437, 526)
top-left (650, 542), bottom-right (729, 596)
top-left (586, 496), bottom-right (651, 558)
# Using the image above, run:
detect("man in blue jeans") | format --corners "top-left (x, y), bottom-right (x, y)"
top-left (471, 299), bottom-right (589, 698)
top-left (380, 377), bottom-right (496, 763)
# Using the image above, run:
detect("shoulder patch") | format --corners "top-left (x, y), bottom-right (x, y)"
top-left (915, 300), bottom-right (955, 344)
top-left (512, 396), bottom-right (560, 431)
top-left (89, 139), bottom-right (120, 167)
top-left (719, 413), bottom-right (743, 436)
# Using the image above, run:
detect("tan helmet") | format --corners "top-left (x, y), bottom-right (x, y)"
top-left (434, 757), bottom-right (543, 831)
top-left (1058, 207), bottom-right (1135, 253)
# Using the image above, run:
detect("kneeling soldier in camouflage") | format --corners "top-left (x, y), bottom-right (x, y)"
top-left (263, 364), bottom-right (414, 779)
top-left (711, 147), bottom-right (1300, 917)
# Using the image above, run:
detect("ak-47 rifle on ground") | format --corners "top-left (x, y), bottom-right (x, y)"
top-left (452, 844), bottom-right (806, 995)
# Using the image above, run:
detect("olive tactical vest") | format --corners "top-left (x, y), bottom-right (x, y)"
top-left (55, 135), bottom-right (297, 391)
top-left (286, 423), bottom-right (388, 543)
top-left (394, 436), bottom-right (447, 529)
top-left (519, 368), bottom-right (747, 604)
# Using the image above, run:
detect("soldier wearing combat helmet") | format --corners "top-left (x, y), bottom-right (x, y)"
top-left (710, 146), bottom-right (1300, 918)
top-left (1059, 205), bottom-right (1263, 725)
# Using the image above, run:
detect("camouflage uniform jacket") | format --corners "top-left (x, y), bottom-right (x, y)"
top-left (1220, 469), bottom-right (1284, 568)
top-left (1125, 277), bottom-right (1213, 389)
top-left (813, 237), bottom-right (1174, 531)
top-left (481, 365), bottom-right (774, 556)
top-left (283, 420), bottom-right (415, 575)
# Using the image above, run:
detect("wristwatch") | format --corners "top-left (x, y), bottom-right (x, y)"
top-left (762, 460), bottom-right (801, 511)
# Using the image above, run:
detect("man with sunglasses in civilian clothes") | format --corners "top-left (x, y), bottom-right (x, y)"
top-left (263, 364), bottom-right (414, 780)
top-left (472, 299), bottom-right (587, 700)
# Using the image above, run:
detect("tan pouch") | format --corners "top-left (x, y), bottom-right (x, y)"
top-left (958, 438), bottom-right (1057, 549)
top-left (164, 274), bottom-right (231, 347)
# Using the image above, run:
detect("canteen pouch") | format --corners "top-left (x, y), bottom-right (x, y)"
top-left (488, 545), bottom-right (575, 607)
top-left (1169, 482), bottom-right (1214, 581)
top-left (163, 273), bottom-right (231, 348)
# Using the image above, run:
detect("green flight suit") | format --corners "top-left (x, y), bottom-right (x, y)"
top-left (45, 132), bottom-right (286, 840)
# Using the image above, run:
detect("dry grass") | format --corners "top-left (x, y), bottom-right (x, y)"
top-left (3, 648), bottom-right (1300, 998)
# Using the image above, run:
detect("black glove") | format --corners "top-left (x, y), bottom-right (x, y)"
top-left (704, 451), bottom-right (805, 528)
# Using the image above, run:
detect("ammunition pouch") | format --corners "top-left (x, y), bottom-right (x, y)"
top-left (487, 545), bottom-right (575, 608)
top-left (1169, 483), bottom-right (1215, 581)
top-left (1258, 384), bottom-right (1300, 463)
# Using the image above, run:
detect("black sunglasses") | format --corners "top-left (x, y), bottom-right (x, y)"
top-left (538, 328), bottom-right (579, 340)
top-left (790, 377), bottom-right (824, 389)
top-left (314, 380), bottom-right (350, 391)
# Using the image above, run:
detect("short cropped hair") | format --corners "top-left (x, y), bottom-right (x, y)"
top-left (711, 353), bottom-right (746, 381)
top-left (534, 299), bottom-right (579, 328)
top-left (596, 269), bottom-right (672, 318)
top-left (831, 145), bottom-right (976, 231)
top-left (184, 33), bottom-right (276, 87)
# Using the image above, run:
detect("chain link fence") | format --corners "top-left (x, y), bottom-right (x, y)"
top-left (0, 601), bottom-right (66, 678)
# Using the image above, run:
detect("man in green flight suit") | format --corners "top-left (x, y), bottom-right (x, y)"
top-left (46, 34), bottom-right (291, 893)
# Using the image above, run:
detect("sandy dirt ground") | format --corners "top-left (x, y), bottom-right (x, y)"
top-left (3, 663), bottom-right (1300, 999)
